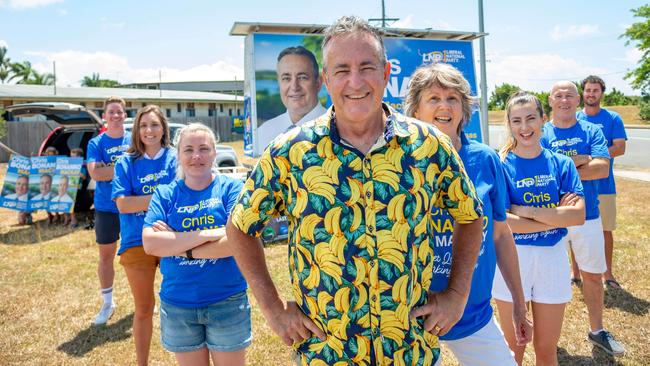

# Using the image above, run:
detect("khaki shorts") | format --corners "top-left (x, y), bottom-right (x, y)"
top-left (598, 194), bottom-right (617, 231)
top-left (119, 246), bottom-right (160, 269)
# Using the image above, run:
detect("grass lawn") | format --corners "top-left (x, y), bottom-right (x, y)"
top-left (0, 162), bottom-right (648, 365)
top-left (488, 105), bottom-right (647, 125)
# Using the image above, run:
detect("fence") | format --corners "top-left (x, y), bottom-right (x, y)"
top-left (0, 116), bottom-right (240, 163)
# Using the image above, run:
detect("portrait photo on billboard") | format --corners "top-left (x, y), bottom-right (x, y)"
top-left (252, 34), bottom-right (329, 156)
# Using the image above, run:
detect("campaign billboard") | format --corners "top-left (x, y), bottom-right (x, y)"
top-left (244, 32), bottom-right (481, 157)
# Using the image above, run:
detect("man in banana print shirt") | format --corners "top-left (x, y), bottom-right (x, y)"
top-left (227, 16), bottom-right (484, 366)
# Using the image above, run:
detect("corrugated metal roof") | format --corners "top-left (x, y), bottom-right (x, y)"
top-left (230, 22), bottom-right (486, 41)
top-left (0, 84), bottom-right (241, 102)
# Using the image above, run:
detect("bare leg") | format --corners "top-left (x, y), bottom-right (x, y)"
top-left (123, 265), bottom-right (157, 366)
top-left (530, 302), bottom-right (566, 366)
top-left (581, 270), bottom-right (604, 332)
top-left (495, 299), bottom-right (527, 366)
top-left (98, 243), bottom-right (117, 290)
top-left (175, 348), bottom-right (210, 366)
top-left (602, 231), bottom-right (617, 284)
top-left (210, 349), bottom-right (246, 366)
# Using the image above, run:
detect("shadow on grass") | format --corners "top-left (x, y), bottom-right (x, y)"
top-left (557, 347), bottom-right (625, 366)
top-left (0, 218), bottom-right (86, 245)
top-left (57, 313), bottom-right (133, 357)
top-left (604, 286), bottom-right (650, 316)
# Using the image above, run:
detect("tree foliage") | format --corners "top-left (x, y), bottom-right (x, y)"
top-left (80, 73), bottom-right (119, 87)
top-left (603, 87), bottom-right (633, 106)
top-left (0, 46), bottom-right (11, 84)
top-left (621, 5), bottom-right (650, 94)
top-left (639, 101), bottom-right (650, 121)
top-left (488, 83), bottom-right (520, 110)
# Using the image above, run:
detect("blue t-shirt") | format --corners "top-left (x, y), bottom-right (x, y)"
top-left (576, 109), bottom-right (627, 195)
top-left (541, 120), bottom-right (609, 220)
top-left (87, 132), bottom-right (131, 213)
top-left (502, 149), bottom-right (584, 246)
top-left (144, 175), bottom-right (247, 308)
top-left (112, 148), bottom-right (177, 255)
top-left (429, 134), bottom-right (506, 340)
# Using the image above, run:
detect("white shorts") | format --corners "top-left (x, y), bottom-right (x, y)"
top-left (493, 237), bottom-right (572, 304)
top-left (442, 316), bottom-right (516, 366)
top-left (567, 217), bottom-right (607, 274)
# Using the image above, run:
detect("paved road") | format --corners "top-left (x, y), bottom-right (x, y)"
top-left (487, 125), bottom-right (650, 169)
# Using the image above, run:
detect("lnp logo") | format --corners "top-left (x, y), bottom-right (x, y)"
top-left (420, 50), bottom-right (445, 64)
top-left (516, 177), bottom-right (535, 188)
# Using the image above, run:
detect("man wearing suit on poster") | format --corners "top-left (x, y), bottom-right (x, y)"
top-left (256, 46), bottom-right (326, 155)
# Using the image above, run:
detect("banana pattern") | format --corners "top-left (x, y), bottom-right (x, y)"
top-left (232, 105), bottom-right (482, 366)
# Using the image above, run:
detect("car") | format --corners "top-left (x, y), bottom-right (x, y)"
top-left (6, 102), bottom-right (240, 168)
top-left (5, 102), bottom-right (244, 212)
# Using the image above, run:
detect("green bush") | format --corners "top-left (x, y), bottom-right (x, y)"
top-left (0, 108), bottom-right (6, 140)
top-left (639, 101), bottom-right (650, 121)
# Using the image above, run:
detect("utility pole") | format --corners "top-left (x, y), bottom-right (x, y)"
top-left (478, 0), bottom-right (489, 144)
top-left (368, 0), bottom-right (399, 28)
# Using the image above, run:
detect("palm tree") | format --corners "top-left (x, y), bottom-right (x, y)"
top-left (8, 61), bottom-right (34, 84)
top-left (81, 73), bottom-right (102, 87)
top-left (25, 70), bottom-right (54, 85)
top-left (0, 46), bottom-right (11, 84)
top-left (81, 73), bottom-right (119, 87)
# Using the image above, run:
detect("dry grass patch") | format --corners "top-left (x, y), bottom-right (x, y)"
top-left (0, 162), bottom-right (649, 365)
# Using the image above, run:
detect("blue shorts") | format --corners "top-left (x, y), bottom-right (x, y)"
top-left (160, 291), bottom-right (252, 353)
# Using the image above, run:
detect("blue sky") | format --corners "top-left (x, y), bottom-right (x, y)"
top-left (0, 0), bottom-right (646, 95)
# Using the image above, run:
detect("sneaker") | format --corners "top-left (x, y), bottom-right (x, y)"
top-left (93, 302), bottom-right (115, 325)
top-left (588, 330), bottom-right (625, 356)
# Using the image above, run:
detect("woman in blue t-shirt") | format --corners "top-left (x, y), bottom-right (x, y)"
top-left (112, 105), bottom-right (177, 366)
top-left (142, 123), bottom-right (250, 366)
top-left (493, 91), bottom-right (585, 365)
top-left (404, 63), bottom-right (531, 366)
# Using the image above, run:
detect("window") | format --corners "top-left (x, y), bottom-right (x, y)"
top-left (208, 109), bottom-right (216, 117)
top-left (166, 109), bottom-right (171, 118)
top-left (186, 108), bottom-right (196, 117)
top-left (177, 103), bottom-right (182, 113)
top-left (94, 102), bottom-right (103, 108)
top-left (219, 104), bottom-right (224, 113)
top-left (237, 109), bottom-right (241, 115)
top-left (228, 108), bottom-right (232, 116)
top-left (126, 101), bottom-right (132, 108)
top-left (79, 102), bottom-right (86, 107)
top-left (127, 109), bottom-right (136, 118)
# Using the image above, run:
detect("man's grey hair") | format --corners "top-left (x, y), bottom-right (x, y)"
top-left (322, 15), bottom-right (387, 69)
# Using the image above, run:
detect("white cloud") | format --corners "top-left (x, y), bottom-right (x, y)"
top-left (57, 8), bottom-right (66, 15)
top-left (0, 40), bottom-right (8, 48)
top-left (0, 0), bottom-right (63, 9)
top-left (550, 24), bottom-right (599, 41)
top-left (615, 47), bottom-right (643, 65)
top-left (392, 14), bottom-right (414, 28)
top-left (26, 50), bottom-right (244, 87)
top-left (488, 53), bottom-right (608, 93)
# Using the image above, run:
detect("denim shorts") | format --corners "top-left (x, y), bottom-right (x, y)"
top-left (160, 291), bottom-right (252, 353)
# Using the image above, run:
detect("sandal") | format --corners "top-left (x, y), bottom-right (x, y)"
top-left (604, 279), bottom-right (622, 290)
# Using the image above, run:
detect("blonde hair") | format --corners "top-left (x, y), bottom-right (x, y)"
top-left (174, 123), bottom-right (218, 179)
top-left (499, 91), bottom-right (545, 160)
top-left (404, 63), bottom-right (477, 134)
top-left (127, 105), bottom-right (171, 158)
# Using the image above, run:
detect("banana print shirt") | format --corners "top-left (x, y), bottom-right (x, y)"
top-left (232, 105), bottom-right (482, 366)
